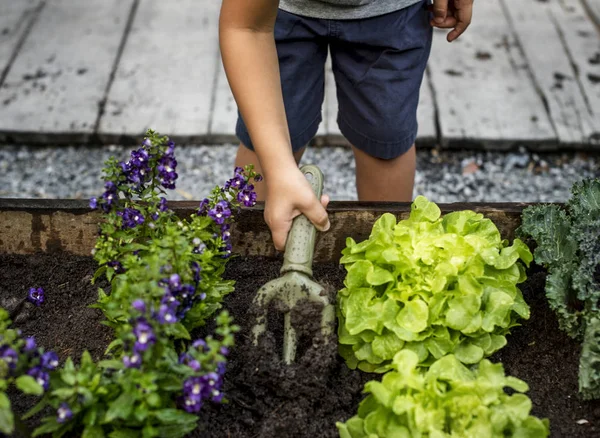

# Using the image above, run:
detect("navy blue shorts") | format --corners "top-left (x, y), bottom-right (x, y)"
top-left (236, 0), bottom-right (433, 160)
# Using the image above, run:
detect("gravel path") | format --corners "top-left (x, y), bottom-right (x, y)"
top-left (1, 143), bottom-right (598, 203)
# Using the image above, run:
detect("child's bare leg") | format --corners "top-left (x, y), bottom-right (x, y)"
top-left (352, 144), bottom-right (416, 202)
top-left (234, 143), bottom-right (306, 201)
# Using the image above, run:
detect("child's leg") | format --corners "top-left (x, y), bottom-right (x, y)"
top-left (330, 1), bottom-right (432, 202)
top-left (234, 143), bottom-right (306, 201)
top-left (352, 144), bottom-right (416, 202)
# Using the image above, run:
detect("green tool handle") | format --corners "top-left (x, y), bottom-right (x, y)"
top-left (280, 165), bottom-right (324, 277)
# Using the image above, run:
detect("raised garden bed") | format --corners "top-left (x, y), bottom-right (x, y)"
top-left (1, 200), bottom-right (599, 437)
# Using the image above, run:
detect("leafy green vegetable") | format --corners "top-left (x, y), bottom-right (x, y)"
top-left (336, 350), bottom-right (550, 438)
top-left (337, 196), bottom-right (532, 370)
top-left (518, 178), bottom-right (600, 399)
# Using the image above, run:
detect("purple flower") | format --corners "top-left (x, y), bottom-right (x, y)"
top-left (101, 181), bottom-right (118, 212)
top-left (212, 389), bottom-right (224, 403)
top-left (166, 140), bottom-right (175, 155)
top-left (132, 299), bottom-right (146, 313)
top-left (123, 352), bottom-right (142, 369)
top-left (198, 198), bottom-right (210, 215)
top-left (192, 339), bottom-right (207, 351)
top-left (107, 260), bottom-right (125, 274)
top-left (117, 207), bottom-right (145, 229)
top-left (159, 197), bottom-right (168, 212)
top-left (56, 403), bottom-right (73, 423)
top-left (28, 287), bottom-right (45, 307)
top-left (179, 353), bottom-right (201, 371)
top-left (237, 185), bottom-right (257, 207)
top-left (89, 197), bottom-right (98, 209)
top-left (220, 346), bottom-right (229, 356)
top-left (23, 337), bottom-right (37, 353)
top-left (28, 367), bottom-right (50, 391)
top-left (221, 224), bottom-right (231, 241)
top-left (181, 377), bottom-right (204, 413)
top-left (0, 346), bottom-right (19, 370)
top-left (191, 262), bottom-right (201, 284)
top-left (234, 166), bottom-right (244, 175)
top-left (254, 174), bottom-right (263, 182)
top-left (142, 138), bottom-right (152, 148)
top-left (133, 320), bottom-right (156, 352)
top-left (208, 201), bottom-right (231, 225)
top-left (41, 351), bottom-right (59, 370)
top-left (217, 361), bottom-right (226, 375)
top-left (224, 174), bottom-right (246, 191)
top-left (157, 154), bottom-right (178, 190)
top-left (121, 148), bottom-right (151, 186)
top-left (156, 303), bottom-right (178, 324)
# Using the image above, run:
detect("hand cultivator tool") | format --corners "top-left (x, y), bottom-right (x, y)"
top-left (251, 164), bottom-right (335, 364)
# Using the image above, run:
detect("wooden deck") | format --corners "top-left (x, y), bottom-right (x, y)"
top-left (0, 0), bottom-right (599, 149)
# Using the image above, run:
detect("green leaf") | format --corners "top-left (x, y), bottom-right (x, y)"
top-left (345, 288), bottom-right (384, 335)
top-left (371, 330), bottom-right (404, 361)
top-left (108, 429), bottom-right (141, 438)
top-left (152, 408), bottom-right (197, 425)
top-left (336, 417), bottom-right (365, 438)
top-left (164, 322), bottom-right (191, 340)
top-left (16, 375), bottom-right (44, 396)
top-left (0, 404), bottom-right (14, 435)
top-left (104, 392), bottom-right (135, 423)
top-left (453, 339), bottom-right (484, 364)
top-left (346, 260), bottom-right (373, 289)
top-left (83, 425), bottom-right (105, 438)
top-left (366, 266), bottom-right (395, 286)
top-left (32, 417), bottom-right (62, 437)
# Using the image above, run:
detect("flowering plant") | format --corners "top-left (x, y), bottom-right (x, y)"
top-left (0, 308), bottom-right (59, 435)
top-left (0, 130), bottom-right (259, 437)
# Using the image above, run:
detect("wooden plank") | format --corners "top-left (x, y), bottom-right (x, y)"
top-left (0, 0), bottom-right (133, 142)
top-left (427, 0), bottom-right (556, 149)
top-left (0, 199), bottom-right (530, 261)
top-left (582, 0), bottom-right (600, 27)
top-left (98, 0), bottom-right (221, 142)
top-left (209, 53), bottom-right (238, 142)
top-left (0, 0), bottom-right (42, 85)
top-left (502, 0), bottom-right (600, 146)
top-left (550, 0), bottom-right (600, 144)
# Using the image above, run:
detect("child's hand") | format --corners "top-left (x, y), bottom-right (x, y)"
top-left (429, 0), bottom-right (473, 42)
top-left (264, 166), bottom-right (330, 252)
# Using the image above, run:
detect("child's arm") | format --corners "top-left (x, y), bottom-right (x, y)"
top-left (219, 0), bottom-right (330, 252)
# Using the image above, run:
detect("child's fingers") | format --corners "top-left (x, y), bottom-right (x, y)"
top-left (430, 0), bottom-right (449, 24)
top-left (430, 16), bottom-right (457, 29)
top-left (447, 2), bottom-right (473, 42)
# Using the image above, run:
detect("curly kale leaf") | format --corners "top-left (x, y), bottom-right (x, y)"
top-left (580, 317), bottom-right (600, 400)
top-left (517, 204), bottom-right (576, 268)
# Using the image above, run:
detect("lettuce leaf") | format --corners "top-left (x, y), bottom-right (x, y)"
top-left (336, 351), bottom-right (549, 438)
top-left (338, 196), bottom-right (532, 370)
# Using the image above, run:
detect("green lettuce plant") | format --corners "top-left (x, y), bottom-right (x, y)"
top-left (337, 196), bottom-right (533, 372)
top-left (336, 350), bottom-right (549, 438)
top-left (518, 178), bottom-right (600, 399)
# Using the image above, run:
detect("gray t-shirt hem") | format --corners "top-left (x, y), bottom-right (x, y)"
top-left (279, 0), bottom-right (423, 20)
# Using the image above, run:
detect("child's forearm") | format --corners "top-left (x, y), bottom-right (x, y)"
top-left (219, 0), bottom-right (297, 180)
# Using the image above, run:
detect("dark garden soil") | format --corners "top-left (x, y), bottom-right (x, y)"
top-left (1, 253), bottom-right (600, 437)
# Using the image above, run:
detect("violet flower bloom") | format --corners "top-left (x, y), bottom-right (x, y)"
top-left (28, 367), bottom-right (50, 391)
top-left (220, 346), bottom-right (230, 356)
top-left (208, 201), bottom-right (231, 225)
top-left (28, 287), bottom-right (45, 307)
top-left (89, 197), bottom-right (98, 209)
top-left (192, 339), bottom-right (207, 351)
top-left (157, 154), bottom-right (178, 190)
top-left (101, 181), bottom-right (118, 212)
top-left (132, 299), bottom-right (146, 313)
top-left (107, 260), bottom-right (125, 274)
top-left (254, 174), bottom-right (263, 182)
top-left (0, 346), bottom-right (19, 370)
top-left (23, 337), bottom-right (37, 353)
top-left (217, 361), bottom-right (226, 375)
top-left (191, 262), bottom-right (202, 284)
top-left (237, 185), bottom-right (257, 207)
top-left (179, 353), bottom-right (201, 371)
top-left (198, 198), bottom-right (210, 215)
top-left (41, 351), bottom-right (59, 370)
top-left (234, 166), bottom-right (244, 175)
top-left (56, 403), bottom-right (73, 423)
top-left (123, 352), bottom-right (142, 369)
top-left (117, 208), bottom-right (145, 229)
top-left (221, 224), bottom-right (231, 241)
top-left (224, 174), bottom-right (246, 191)
top-left (181, 376), bottom-right (204, 413)
top-left (142, 138), bottom-right (152, 148)
top-left (156, 303), bottom-right (178, 324)
top-left (159, 197), bottom-right (168, 212)
top-left (133, 320), bottom-right (156, 352)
